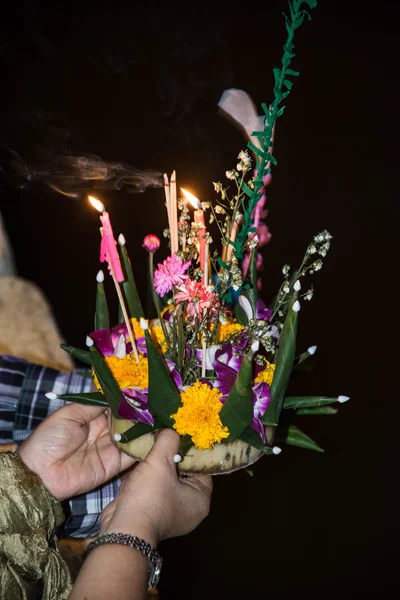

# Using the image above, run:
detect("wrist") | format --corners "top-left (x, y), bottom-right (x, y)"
top-left (100, 512), bottom-right (160, 548)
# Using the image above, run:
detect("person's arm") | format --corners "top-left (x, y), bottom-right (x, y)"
top-left (0, 453), bottom-right (72, 599)
top-left (69, 429), bottom-right (212, 600)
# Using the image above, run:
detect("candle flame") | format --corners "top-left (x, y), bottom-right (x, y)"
top-left (89, 196), bottom-right (105, 213)
top-left (180, 188), bottom-right (201, 210)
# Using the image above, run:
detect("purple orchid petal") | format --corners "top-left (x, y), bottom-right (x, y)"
top-left (118, 390), bottom-right (154, 425)
top-left (90, 327), bottom-right (114, 357)
top-left (213, 345), bottom-right (243, 395)
top-left (253, 381), bottom-right (271, 417)
top-left (214, 343), bottom-right (243, 374)
top-left (165, 359), bottom-right (183, 390)
top-left (256, 298), bottom-right (272, 322)
top-left (250, 413), bottom-right (266, 443)
top-left (135, 336), bottom-right (147, 355)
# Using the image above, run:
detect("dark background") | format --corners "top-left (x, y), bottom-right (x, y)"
top-left (1, 0), bottom-right (398, 598)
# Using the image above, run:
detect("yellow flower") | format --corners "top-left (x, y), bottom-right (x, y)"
top-left (170, 382), bottom-right (229, 450)
top-left (93, 353), bottom-right (148, 391)
top-left (217, 317), bottom-right (244, 342)
top-left (130, 318), bottom-right (147, 339)
top-left (254, 361), bottom-right (276, 386)
top-left (149, 320), bottom-right (167, 351)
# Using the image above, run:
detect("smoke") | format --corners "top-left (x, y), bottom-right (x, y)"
top-left (3, 147), bottom-right (163, 198)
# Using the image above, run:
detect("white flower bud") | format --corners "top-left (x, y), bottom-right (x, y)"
top-left (86, 336), bottom-right (94, 347)
top-left (45, 392), bottom-right (58, 400)
top-left (307, 345), bottom-right (317, 355)
top-left (272, 446), bottom-right (282, 455)
top-left (337, 395), bottom-right (350, 403)
top-left (113, 433), bottom-right (122, 442)
top-left (294, 280), bottom-right (301, 292)
top-left (292, 300), bottom-right (301, 313)
top-left (251, 341), bottom-right (260, 353)
top-left (118, 233), bottom-right (126, 246)
top-left (140, 318), bottom-right (148, 330)
top-left (173, 454), bottom-right (182, 464)
top-left (96, 270), bottom-right (104, 283)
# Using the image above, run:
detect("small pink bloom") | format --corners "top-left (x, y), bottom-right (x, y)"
top-left (143, 234), bottom-right (160, 253)
top-left (258, 222), bottom-right (271, 248)
top-left (153, 254), bottom-right (191, 297)
top-left (175, 279), bottom-right (219, 322)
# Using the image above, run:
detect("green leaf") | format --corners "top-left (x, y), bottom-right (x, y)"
top-left (238, 426), bottom-right (270, 452)
top-left (60, 344), bottom-right (91, 366)
top-left (90, 346), bottom-right (122, 418)
top-left (283, 396), bottom-right (338, 409)
top-left (145, 329), bottom-right (182, 427)
top-left (95, 281), bottom-right (110, 330)
top-left (120, 421), bottom-right (160, 443)
top-left (58, 392), bottom-right (108, 408)
top-left (217, 257), bottom-right (230, 271)
top-left (297, 407), bottom-right (338, 416)
top-left (119, 243), bottom-right (144, 319)
top-left (295, 349), bottom-right (314, 365)
top-left (262, 296), bottom-right (298, 426)
top-left (302, 0), bottom-right (318, 9)
top-left (241, 181), bottom-right (254, 197)
top-left (285, 68), bottom-right (300, 76)
top-left (283, 78), bottom-right (293, 90)
top-left (220, 353), bottom-right (254, 441)
top-left (247, 141), bottom-right (264, 158)
top-left (179, 434), bottom-right (194, 459)
top-left (278, 424), bottom-right (324, 452)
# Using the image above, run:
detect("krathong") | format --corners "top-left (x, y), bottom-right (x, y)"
top-left (57, 0), bottom-right (349, 474)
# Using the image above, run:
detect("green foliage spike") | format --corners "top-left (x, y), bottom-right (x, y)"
top-left (284, 396), bottom-right (338, 410)
top-left (179, 434), bottom-right (194, 459)
top-left (95, 280), bottom-right (110, 330)
top-left (90, 346), bottom-right (122, 418)
top-left (145, 329), bottom-right (182, 427)
top-left (238, 427), bottom-right (271, 452)
top-left (58, 392), bottom-right (108, 408)
top-left (119, 242), bottom-right (144, 319)
top-left (220, 353), bottom-right (254, 442)
top-left (297, 407), bottom-right (338, 416)
top-left (262, 296), bottom-right (298, 426)
top-left (278, 424), bottom-right (324, 452)
top-left (120, 421), bottom-right (160, 443)
top-left (234, 0), bottom-right (318, 259)
top-left (60, 344), bottom-right (91, 366)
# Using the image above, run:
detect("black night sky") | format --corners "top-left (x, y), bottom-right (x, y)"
top-left (1, 1), bottom-right (398, 598)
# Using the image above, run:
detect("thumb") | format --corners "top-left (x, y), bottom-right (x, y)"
top-left (149, 428), bottom-right (180, 462)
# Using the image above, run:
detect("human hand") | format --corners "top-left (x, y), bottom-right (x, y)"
top-left (100, 429), bottom-right (213, 546)
top-left (18, 403), bottom-right (135, 502)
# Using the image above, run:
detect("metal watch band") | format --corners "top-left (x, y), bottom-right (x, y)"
top-left (84, 532), bottom-right (162, 589)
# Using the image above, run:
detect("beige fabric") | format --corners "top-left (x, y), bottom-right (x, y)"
top-left (0, 453), bottom-right (72, 599)
top-left (0, 277), bottom-right (73, 372)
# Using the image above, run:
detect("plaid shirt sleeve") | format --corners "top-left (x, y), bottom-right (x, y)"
top-left (0, 354), bottom-right (119, 538)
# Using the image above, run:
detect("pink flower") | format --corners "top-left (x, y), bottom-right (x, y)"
top-left (258, 222), bottom-right (271, 248)
top-left (175, 279), bottom-right (220, 322)
top-left (242, 173), bottom-right (272, 279)
top-left (153, 254), bottom-right (191, 297)
top-left (143, 234), bottom-right (160, 253)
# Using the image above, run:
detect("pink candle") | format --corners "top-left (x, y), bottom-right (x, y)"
top-left (89, 196), bottom-right (124, 282)
top-left (180, 188), bottom-right (208, 284)
top-left (194, 209), bottom-right (207, 282)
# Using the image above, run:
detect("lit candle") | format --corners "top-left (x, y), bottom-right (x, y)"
top-left (89, 196), bottom-right (124, 282)
top-left (89, 196), bottom-right (139, 362)
top-left (181, 188), bottom-right (207, 283)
